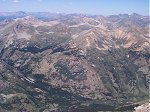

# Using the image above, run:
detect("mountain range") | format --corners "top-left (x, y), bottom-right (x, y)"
top-left (0, 12), bottom-right (149, 112)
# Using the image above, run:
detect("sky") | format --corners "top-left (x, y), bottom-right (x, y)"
top-left (0, 0), bottom-right (149, 15)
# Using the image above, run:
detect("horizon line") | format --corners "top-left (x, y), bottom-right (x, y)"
top-left (0, 11), bottom-right (149, 17)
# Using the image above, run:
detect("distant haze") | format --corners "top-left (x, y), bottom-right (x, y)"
top-left (0, 0), bottom-right (149, 16)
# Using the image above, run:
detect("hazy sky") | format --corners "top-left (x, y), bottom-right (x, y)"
top-left (0, 0), bottom-right (149, 15)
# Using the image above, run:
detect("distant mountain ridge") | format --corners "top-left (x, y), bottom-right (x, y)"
top-left (0, 11), bottom-right (149, 20)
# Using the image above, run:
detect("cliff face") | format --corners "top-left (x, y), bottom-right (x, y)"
top-left (0, 13), bottom-right (149, 112)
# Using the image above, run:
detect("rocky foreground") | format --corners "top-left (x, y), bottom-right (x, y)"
top-left (134, 103), bottom-right (150, 112)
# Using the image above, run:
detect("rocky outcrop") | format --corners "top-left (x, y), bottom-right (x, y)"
top-left (134, 103), bottom-right (150, 112)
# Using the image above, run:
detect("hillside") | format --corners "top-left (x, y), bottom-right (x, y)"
top-left (0, 12), bottom-right (149, 112)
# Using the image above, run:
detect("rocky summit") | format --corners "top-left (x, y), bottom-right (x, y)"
top-left (0, 12), bottom-right (149, 112)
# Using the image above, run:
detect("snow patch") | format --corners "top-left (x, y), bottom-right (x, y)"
top-left (24, 77), bottom-right (35, 83)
